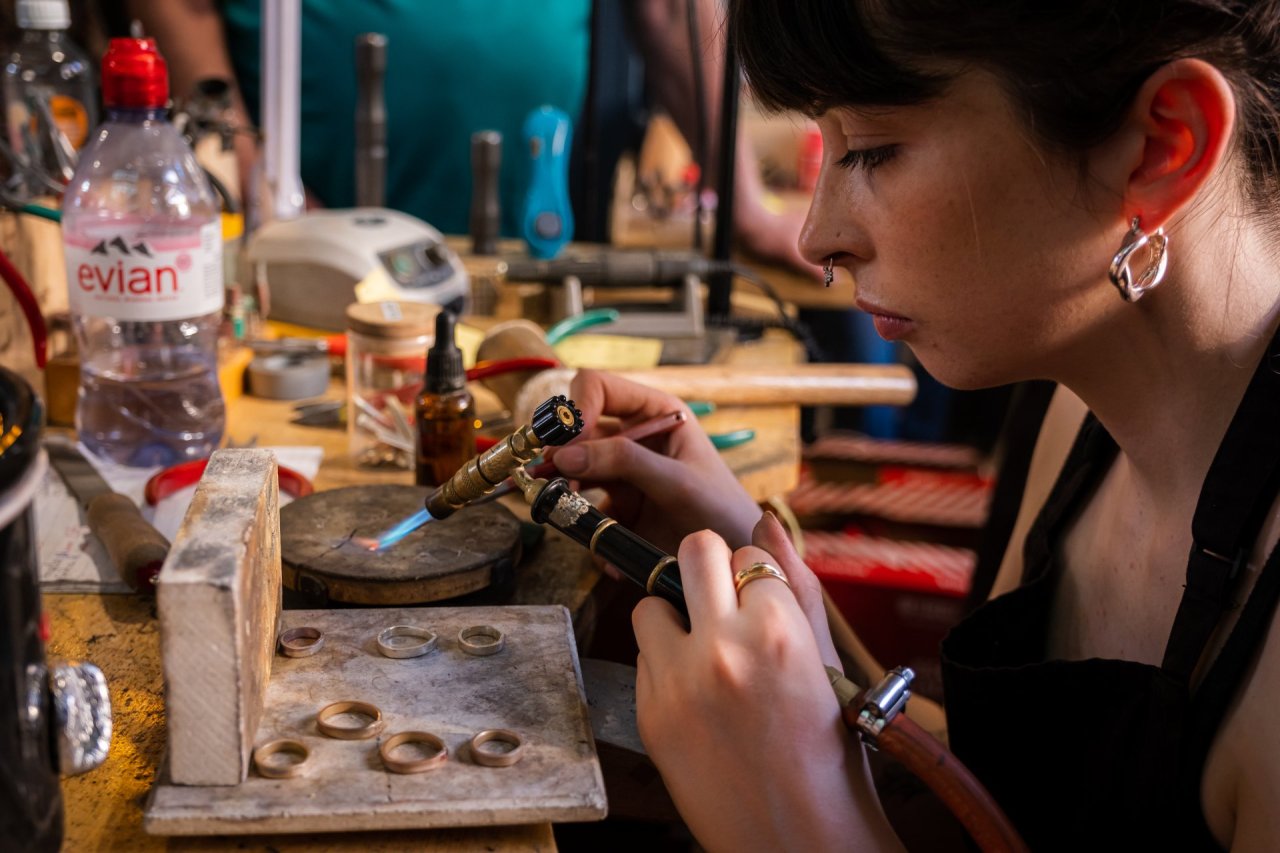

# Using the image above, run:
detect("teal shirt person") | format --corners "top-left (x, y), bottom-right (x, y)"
top-left (222, 0), bottom-right (590, 236)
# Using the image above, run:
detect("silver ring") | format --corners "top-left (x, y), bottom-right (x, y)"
top-left (279, 627), bottom-right (324, 658)
top-left (458, 625), bottom-right (505, 656)
top-left (376, 625), bottom-right (438, 659)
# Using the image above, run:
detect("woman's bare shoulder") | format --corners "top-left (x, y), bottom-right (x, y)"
top-left (987, 386), bottom-right (1089, 600)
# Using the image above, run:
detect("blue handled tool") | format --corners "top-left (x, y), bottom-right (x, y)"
top-left (521, 106), bottom-right (574, 259)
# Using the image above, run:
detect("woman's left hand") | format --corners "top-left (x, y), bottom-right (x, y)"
top-left (632, 514), bottom-right (901, 851)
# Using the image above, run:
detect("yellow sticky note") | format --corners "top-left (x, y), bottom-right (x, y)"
top-left (553, 334), bottom-right (663, 370)
top-left (454, 322), bottom-right (485, 369)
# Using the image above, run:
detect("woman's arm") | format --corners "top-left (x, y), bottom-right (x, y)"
top-left (629, 0), bottom-right (816, 275)
top-left (130, 0), bottom-right (260, 205)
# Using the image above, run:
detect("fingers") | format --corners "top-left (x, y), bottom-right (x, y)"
top-left (751, 512), bottom-right (841, 669)
top-left (677, 530), bottom-right (739, 628)
top-left (550, 432), bottom-right (694, 501)
top-left (632, 594), bottom-right (687, 663)
top-left (570, 369), bottom-right (687, 431)
top-left (752, 513), bottom-right (822, 625)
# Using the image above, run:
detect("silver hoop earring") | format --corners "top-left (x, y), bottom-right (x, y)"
top-left (1108, 217), bottom-right (1169, 302)
top-left (823, 257), bottom-right (834, 287)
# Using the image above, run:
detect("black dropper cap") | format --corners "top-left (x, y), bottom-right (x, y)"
top-left (425, 310), bottom-right (465, 393)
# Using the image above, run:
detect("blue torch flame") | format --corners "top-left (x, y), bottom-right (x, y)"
top-left (374, 508), bottom-right (434, 550)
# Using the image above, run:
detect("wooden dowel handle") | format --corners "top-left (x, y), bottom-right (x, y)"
top-left (618, 364), bottom-right (916, 406)
top-left (86, 492), bottom-right (170, 591)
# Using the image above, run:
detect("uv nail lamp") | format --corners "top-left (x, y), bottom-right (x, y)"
top-left (247, 208), bottom-right (469, 330)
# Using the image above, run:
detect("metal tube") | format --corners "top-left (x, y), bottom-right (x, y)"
top-left (355, 33), bottom-right (388, 208)
top-left (261, 0), bottom-right (305, 221)
top-left (424, 425), bottom-right (542, 518)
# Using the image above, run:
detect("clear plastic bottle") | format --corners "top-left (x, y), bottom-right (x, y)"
top-left (62, 38), bottom-right (225, 467)
top-left (2, 0), bottom-right (98, 184)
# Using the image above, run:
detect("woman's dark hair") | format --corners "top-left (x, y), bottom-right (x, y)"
top-left (731, 1), bottom-right (1280, 211)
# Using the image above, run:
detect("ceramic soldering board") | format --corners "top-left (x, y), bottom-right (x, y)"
top-left (144, 605), bottom-right (606, 835)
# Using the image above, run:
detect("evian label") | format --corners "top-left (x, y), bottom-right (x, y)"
top-left (65, 221), bottom-right (223, 321)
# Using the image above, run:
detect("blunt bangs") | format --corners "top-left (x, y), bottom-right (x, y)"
top-left (730, 0), bottom-right (948, 116)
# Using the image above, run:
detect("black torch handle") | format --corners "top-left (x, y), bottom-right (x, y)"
top-left (530, 478), bottom-right (685, 614)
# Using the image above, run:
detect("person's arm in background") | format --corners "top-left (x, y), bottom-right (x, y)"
top-left (127, 0), bottom-right (260, 207)
top-left (630, 0), bottom-right (815, 277)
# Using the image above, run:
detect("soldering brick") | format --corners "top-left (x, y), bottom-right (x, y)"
top-left (156, 449), bottom-right (281, 786)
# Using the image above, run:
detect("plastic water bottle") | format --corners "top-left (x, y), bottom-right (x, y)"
top-left (62, 38), bottom-right (225, 467)
top-left (2, 0), bottom-right (98, 184)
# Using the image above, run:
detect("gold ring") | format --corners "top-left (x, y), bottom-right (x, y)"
top-left (316, 700), bottom-right (384, 740)
top-left (458, 625), bottom-right (505, 656)
top-left (252, 739), bottom-right (310, 778)
top-left (278, 627), bottom-right (324, 658)
top-left (646, 555), bottom-right (677, 594)
top-left (733, 561), bottom-right (790, 594)
top-left (469, 729), bottom-right (525, 767)
top-left (380, 731), bottom-right (449, 774)
top-left (376, 625), bottom-right (438, 659)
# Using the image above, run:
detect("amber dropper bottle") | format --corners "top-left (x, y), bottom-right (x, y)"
top-left (415, 311), bottom-right (476, 487)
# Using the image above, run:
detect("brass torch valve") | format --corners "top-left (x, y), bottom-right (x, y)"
top-left (424, 395), bottom-right (583, 519)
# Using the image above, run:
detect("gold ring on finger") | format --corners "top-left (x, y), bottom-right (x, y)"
top-left (733, 561), bottom-right (790, 594)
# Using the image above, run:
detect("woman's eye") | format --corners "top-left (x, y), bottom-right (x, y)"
top-left (836, 144), bottom-right (899, 173)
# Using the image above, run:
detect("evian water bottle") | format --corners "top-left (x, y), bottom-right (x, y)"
top-left (62, 38), bottom-right (224, 466)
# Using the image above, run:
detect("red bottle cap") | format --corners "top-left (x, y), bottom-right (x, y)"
top-left (101, 37), bottom-right (169, 109)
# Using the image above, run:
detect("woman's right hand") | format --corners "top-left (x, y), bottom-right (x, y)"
top-left (544, 369), bottom-right (763, 552)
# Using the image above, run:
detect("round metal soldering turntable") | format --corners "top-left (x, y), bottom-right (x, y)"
top-left (279, 485), bottom-right (522, 605)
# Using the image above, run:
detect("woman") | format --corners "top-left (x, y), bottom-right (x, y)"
top-left (547, 2), bottom-right (1280, 850)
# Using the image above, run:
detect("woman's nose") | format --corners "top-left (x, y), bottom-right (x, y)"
top-left (798, 183), bottom-right (841, 266)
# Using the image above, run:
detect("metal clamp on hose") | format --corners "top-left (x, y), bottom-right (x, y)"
top-left (826, 664), bottom-right (1028, 852)
top-left (853, 666), bottom-right (913, 746)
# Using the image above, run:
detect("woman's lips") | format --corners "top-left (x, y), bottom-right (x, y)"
top-left (856, 298), bottom-right (915, 341)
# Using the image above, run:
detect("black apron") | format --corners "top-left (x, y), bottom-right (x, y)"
top-left (940, 325), bottom-right (1280, 851)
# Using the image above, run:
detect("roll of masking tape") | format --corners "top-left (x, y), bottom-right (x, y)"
top-left (247, 354), bottom-right (330, 400)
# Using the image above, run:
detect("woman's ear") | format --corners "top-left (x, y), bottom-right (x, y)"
top-left (1119, 58), bottom-right (1237, 228)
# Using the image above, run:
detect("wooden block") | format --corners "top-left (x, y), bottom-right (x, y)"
top-left (156, 449), bottom-right (281, 786)
top-left (144, 605), bottom-right (606, 835)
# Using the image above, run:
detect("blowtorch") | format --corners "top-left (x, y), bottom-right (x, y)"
top-left (417, 394), bottom-right (685, 614)
top-left (413, 395), bottom-right (1026, 853)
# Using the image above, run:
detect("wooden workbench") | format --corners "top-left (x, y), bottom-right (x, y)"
top-left (46, 329), bottom-right (806, 851)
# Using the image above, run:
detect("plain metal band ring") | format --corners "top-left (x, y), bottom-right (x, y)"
top-left (470, 728), bottom-right (525, 767)
top-left (458, 625), bottom-right (506, 656)
top-left (376, 625), bottom-right (438, 659)
top-left (253, 739), bottom-right (310, 778)
top-left (316, 700), bottom-right (385, 740)
top-left (278, 626), bottom-right (324, 658)
top-left (380, 731), bottom-right (449, 774)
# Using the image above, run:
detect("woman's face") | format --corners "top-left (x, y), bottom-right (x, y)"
top-left (800, 69), bottom-right (1125, 389)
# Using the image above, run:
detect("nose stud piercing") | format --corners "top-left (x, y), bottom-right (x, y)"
top-left (823, 257), bottom-right (834, 287)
